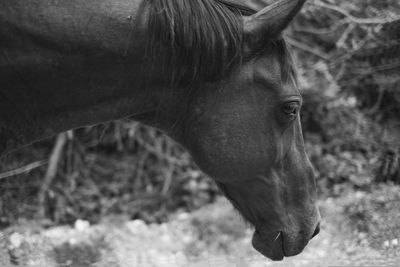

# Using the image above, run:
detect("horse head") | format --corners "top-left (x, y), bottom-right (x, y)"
top-left (166, 0), bottom-right (320, 260)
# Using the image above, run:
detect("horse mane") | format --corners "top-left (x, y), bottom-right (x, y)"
top-left (142, 0), bottom-right (297, 86)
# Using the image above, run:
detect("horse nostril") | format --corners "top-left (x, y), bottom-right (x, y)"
top-left (311, 223), bottom-right (320, 238)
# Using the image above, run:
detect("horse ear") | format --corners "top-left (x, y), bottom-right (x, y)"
top-left (243, 0), bottom-right (306, 53)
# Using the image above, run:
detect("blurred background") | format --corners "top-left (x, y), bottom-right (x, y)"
top-left (1, 0), bottom-right (399, 266)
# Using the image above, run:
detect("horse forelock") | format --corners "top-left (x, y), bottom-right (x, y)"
top-left (273, 38), bottom-right (298, 86)
top-left (142, 0), bottom-right (297, 87)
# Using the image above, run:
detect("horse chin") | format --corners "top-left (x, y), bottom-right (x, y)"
top-left (251, 231), bottom-right (285, 261)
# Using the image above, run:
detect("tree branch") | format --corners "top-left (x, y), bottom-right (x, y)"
top-left (0, 160), bottom-right (47, 180)
top-left (312, 0), bottom-right (400, 25)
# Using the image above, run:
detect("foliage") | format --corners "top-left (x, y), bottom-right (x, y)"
top-left (292, 0), bottom-right (400, 190)
top-left (340, 184), bottom-right (400, 256)
top-left (0, 123), bottom-right (219, 226)
top-left (302, 93), bottom-right (400, 196)
top-left (294, 0), bottom-right (400, 120)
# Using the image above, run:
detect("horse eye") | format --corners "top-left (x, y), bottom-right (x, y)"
top-left (282, 102), bottom-right (300, 116)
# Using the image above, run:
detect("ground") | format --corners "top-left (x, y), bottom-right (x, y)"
top-left (1, 186), bottom-right (400, 267)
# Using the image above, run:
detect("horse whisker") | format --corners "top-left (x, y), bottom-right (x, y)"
top-left (273, 231), bottom-right (281, 242)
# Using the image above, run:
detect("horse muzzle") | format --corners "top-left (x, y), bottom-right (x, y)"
top-left (251, 222), bottom-right (321, 261)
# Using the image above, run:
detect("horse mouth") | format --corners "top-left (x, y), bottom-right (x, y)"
top-left (274, 231), bottom-right (288, 260)
top-left (252, 230), bottom-right (286, 261)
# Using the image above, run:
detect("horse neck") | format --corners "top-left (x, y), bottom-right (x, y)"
top-left (0, 0), bottom-right (147, 54)
top-left (0, 0), bottom-right (183, 155)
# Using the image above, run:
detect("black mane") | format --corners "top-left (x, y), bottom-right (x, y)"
top-left (143, 0), bottom-right (297, 86)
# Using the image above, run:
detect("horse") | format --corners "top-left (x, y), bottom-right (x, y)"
top-left (0, 0), bottom-right (320, 261)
